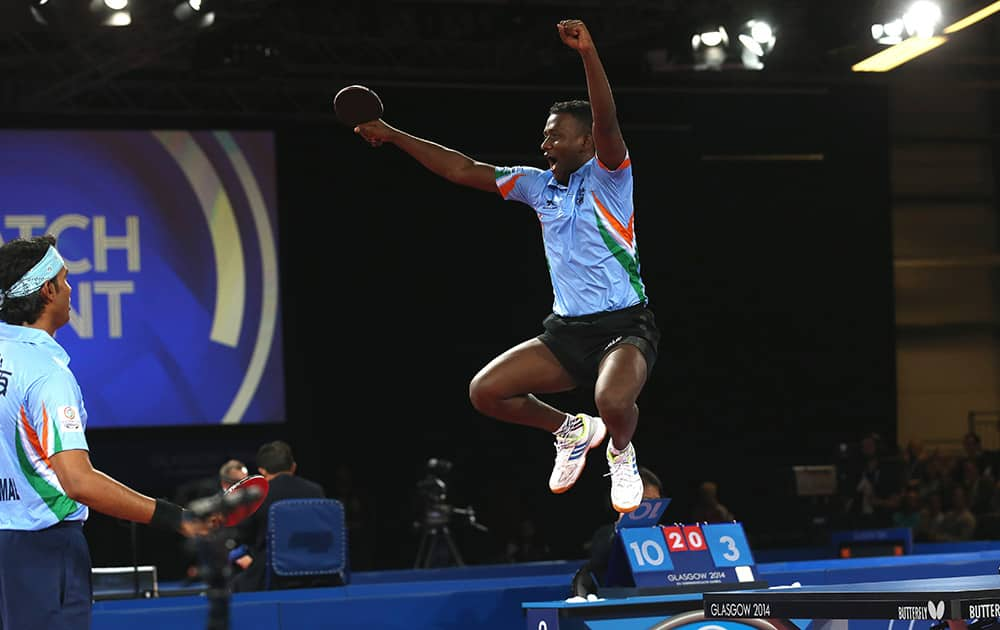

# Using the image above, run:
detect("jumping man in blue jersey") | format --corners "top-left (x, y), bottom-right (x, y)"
top-left (0, 235), bottom-right (211, 630)
top-left (355, 19), bottom-right (660, 513)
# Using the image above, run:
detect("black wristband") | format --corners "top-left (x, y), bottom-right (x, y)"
top-left (150, 498), bottom-right (183, 532)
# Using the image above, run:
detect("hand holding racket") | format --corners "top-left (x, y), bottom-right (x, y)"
top-left (184, 474), bottom-right (269, 528)
top-left (334, 84), bottom-right (383, 126)
top-left (334, 84), bottom-right (394, 147)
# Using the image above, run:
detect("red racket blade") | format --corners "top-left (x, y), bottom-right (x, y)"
top-left (222, 475), bottom-right (269, 526)
top-left (334, 84), bottom-right (384, 127)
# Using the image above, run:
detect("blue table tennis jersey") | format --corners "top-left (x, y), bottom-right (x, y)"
top-left (495, 154), bottom-right (647, 317)
top-left (0, 323), bottom-right (89, 531)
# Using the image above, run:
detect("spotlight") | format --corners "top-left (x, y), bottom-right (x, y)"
top-left (104, 10), bottom-right (130, 26)
top-left (902, 0), bottom-right (942, 37)
top-left (738, 19), bottom-right (776, 69)
top-left (173, 0), bottom-right (215, 27)
top-left (88, 0), bottom-right (131, 26)
top-left (28, 0), bottom-right (52, 26)
top-left (872, 19), bottom-right (905, 44)
top-left (872, 1), bottom-right (941, 45)
top-left (691, 26), bottom-right (729, 71)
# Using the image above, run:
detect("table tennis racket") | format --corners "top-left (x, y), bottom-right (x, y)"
top-left (334, 84), bottom-right (384, 127)
top-left (221, 474), bottom-right (269, 526)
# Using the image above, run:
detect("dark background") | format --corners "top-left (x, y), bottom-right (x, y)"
top-left (0, 0), bottom-right (945, 579)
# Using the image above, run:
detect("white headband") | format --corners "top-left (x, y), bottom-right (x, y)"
top-left (0, 246), bottom-right (65, 311)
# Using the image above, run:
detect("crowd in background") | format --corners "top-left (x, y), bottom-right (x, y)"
top-left (166, 428), bottom-right (1000, 582)
top-left (834, 430), bottom-right (1000, 542)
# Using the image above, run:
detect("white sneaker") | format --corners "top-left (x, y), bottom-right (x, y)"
top-left (606, 442), bottom-right (643, 513)
top-left (549, 414), bottom-right (607, 494)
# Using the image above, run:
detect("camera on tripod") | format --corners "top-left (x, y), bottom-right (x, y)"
top-left (413, 457), bottom-right (487, 568)
top-left (416, 457), bottom-right (452, 524)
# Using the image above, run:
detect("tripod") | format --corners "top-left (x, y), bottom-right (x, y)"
top-left (414, 523), bottom-right (464, 568)
top-left (185, 483), bottom-right (264, 630)
top-left (194, 528), bottom-right (234, 630)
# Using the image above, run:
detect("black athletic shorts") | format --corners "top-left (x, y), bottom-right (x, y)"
top-left (537, 302), bottom-right (660, 386)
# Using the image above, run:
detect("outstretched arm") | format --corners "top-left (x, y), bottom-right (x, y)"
top-left (557, 19), bottom-right (627, 170)
top-left (50, 449), bottom-right (209, 537)
top-left (354, 120), bottom-right (498, 194)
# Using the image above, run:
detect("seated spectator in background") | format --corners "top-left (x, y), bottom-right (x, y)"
top-left (901, 439), bottom-right (931, 487)
top-left (936, 485), bottom-right (976, 542)
top-left (918, 448), bottom-right (953, 499)
top-left (230, 441), bottom-right (326, 593)
top-left (974, 480), bottom-right (1000, 539)
top-left (691, 481), bottom-right (735, 523)
top-left (574, 466), bottom-right (664, 591)
top-left (915, 489), bottom-right (946, 542)
top-left (958, 458), bottom-right (995, 516)
top-left (891, 484), bottom-right (922, 531)
top-left (839, 432), bottom-right (903, 528)
top-left (174, 458), bottom-right (249, 508)
top-left (989, 421), bottom-right (1000, 480)
top-left (219, 459), bottom-right (249, 491)
top-left (955, 432), bottom-right (993, 481)
top-left (175, 458), bottom-right (249, 583)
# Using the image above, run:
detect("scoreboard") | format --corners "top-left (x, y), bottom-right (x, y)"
top-left (604, 498), bottom-right (764, 592)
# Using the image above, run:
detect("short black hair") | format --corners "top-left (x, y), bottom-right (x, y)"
top-left (549, 100), bottom-right (593, 133)
top-left (256, 440), bottom-right (295, 474)
top-left (638, 466), bottom-right (663, 495)
top-left (0, 234), bottom-right (58, 325)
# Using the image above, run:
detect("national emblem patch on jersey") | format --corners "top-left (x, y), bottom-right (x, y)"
top-left (58, 405), bottom-right (82, 432)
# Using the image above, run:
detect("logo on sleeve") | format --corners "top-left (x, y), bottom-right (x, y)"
top-left (59, 405), bottom-right (82, 432)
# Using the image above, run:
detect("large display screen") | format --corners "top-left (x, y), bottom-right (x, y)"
top-left (0, 130), bottom-right (284, 427)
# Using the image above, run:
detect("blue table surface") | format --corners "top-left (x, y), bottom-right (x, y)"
top-left (759, 550), bottom-right (1000, 573)
top-left (523, 591), bottom-right (705, 610)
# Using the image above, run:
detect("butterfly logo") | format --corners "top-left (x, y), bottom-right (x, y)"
top-left (928, 600), bottom-right (945, 620)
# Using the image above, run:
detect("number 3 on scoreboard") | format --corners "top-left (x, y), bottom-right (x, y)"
top-left (702, 522), bottom-right (755, 567)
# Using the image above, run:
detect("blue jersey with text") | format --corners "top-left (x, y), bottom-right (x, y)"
top-left (495, 154), bottom-right (647, 317)
top-left (0, 323), bottom-right (88, 531)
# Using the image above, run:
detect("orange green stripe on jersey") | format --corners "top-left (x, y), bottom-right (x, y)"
top-left (592, 192), bottom-right (635, 254)
top-left (15, 404), bottom-right (78, 519)
top-left (597, 155), bottom-right (632, 172)
top-left (592, 193), bottom-right (645, 302)
top-left (495, 168), bottom-right (524, 199)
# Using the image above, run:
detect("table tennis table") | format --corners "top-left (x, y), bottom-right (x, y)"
top-left (703, 574), bottom-right (1000, 622)
top-left (524, 573), bottom-right (1000, 629)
